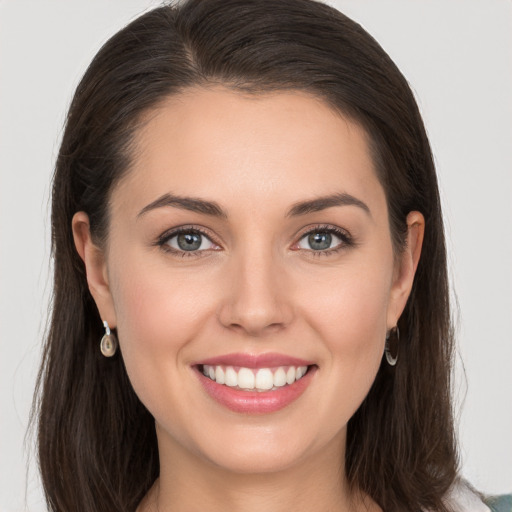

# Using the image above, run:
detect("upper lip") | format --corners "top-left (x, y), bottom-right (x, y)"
top-left (193, 352), bottom-right (315, 369)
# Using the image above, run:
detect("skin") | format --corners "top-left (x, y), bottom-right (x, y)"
top-left (73, 87), bottom-right (424, 512)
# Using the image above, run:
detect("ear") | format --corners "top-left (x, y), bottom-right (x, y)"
top-left (72, 212), bottom-right (117, 328)
top-left (387, 211), bottom-right (425, 328)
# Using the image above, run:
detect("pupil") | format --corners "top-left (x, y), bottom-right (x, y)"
top-left (308, 232), bottom-right (331, 250)
top-left (177, 233), bottom-right (202, 251)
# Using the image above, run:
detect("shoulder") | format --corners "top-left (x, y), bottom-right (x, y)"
top-left (443, 481), bottom-right (491, 512)
top-left (444, 481), bottom-right (512, 512)
top-left (484, 495), bottom-right (512, 512)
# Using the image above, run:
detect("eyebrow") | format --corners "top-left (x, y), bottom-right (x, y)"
top-left (137, 191), bottom-right (371, 220)
top-left (137, 193), bottom-right (227, 219)
top-left (286, 192), bottom-right (371, 217)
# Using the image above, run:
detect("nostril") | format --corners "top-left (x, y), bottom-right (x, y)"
top-left (216, 277), bottom-right (294, 334)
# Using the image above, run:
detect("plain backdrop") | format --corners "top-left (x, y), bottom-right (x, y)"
top-left (0, 1), bottom-right (510, 510)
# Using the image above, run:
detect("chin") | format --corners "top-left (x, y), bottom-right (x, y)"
top-left (202, 442), bottom-right (312, 475)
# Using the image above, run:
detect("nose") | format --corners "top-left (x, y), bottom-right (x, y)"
top-left (217, 247), bottom-right (294, 337)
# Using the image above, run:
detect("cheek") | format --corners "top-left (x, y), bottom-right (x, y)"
top-left (107, 257), bottom-right (218, 405)
top-left (111, 252), bottom-right (218, 332)
top-left (297, 260), bottom-right (392, 392)
top-left (302, 262), bottom-right (391, 342)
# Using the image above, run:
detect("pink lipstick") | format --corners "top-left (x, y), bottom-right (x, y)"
top-left (193, 353), bottom-right (317, 414)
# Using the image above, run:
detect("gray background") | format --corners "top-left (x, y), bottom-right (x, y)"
top-left (1, 1), bottom-right (510, 510)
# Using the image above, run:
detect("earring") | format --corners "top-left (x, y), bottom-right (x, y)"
top-left (385, 326), bottom-right (399, 366)
top-left (100, 321), bottom-right (118, 357)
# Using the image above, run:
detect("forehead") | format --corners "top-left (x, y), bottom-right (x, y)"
top-left (114, 87), bottom-right (384, 217)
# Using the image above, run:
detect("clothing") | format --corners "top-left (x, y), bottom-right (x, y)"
top-left (445, 481), bottom-right (512, 512)
top-left (446, 483), bottom-right (490, 512)
top-left (485, 495), bottom-right (512, 512)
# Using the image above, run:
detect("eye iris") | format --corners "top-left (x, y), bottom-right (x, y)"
top-left (308, 232), bottom-right (332, 250)
top-left (177, 233), bottom-right (202, 251)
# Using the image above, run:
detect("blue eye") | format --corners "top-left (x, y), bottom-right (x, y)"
top-left (161, 229), bottom-right (217, 253)
top-left (174, 232), bottom-right (203, 251)
top-left (305, 232), bottom-right (334, 250)
top-left (297, 227), bottom-right (350, 252)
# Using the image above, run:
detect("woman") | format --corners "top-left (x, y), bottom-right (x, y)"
top-left (33, 0), bottom-right (498, 511)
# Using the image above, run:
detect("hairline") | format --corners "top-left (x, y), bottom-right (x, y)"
top-left (100, 83), bottom-right (399, 250)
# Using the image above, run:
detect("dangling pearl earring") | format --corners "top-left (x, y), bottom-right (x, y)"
top-left (385, 326), bottom-right (399, 366)
top-left (100, 320), bottom-right (118, 357)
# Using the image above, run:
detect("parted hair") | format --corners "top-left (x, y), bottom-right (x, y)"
top-left (34, 1), bottom-right (458, 511)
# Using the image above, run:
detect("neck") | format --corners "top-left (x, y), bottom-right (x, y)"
top-left (138, 426), bottom-right (380, 512)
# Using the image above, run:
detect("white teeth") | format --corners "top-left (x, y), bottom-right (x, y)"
top-left (215, 366), bottom-right (225, 385)
top-left (202, 364), bottom-right (309, 391)
top-left (255, 368), bottom-right (274, 390)
top-left (238, 367), bottom-right (255, 389)
top-left (225, 367), bottom-right (238, 387)
top-left (273, 367), bottom-right (287, 387)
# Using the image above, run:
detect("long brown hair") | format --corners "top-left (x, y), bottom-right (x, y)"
top-left (34, 1), bottom-right (458, 510)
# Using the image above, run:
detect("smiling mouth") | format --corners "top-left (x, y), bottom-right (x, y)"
top-left (199, 364), bottom-right (312, 392)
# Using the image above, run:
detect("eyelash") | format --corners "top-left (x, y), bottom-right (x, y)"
top-left (294, 224), bottom-right (355, 257)
top-left (155, 224), bottom-right (354, 258)
top-left (156, 225), bottom-right (219, 258)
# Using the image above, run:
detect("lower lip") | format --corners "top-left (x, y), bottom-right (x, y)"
top-left (196, 366), bottom-right (316, 414)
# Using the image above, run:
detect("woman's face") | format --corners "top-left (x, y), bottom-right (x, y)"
top-left (76, 87), bottom-right (421, 475)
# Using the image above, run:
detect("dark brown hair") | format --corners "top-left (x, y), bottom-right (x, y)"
top-left (34, 1), bottom-right (458, 510)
